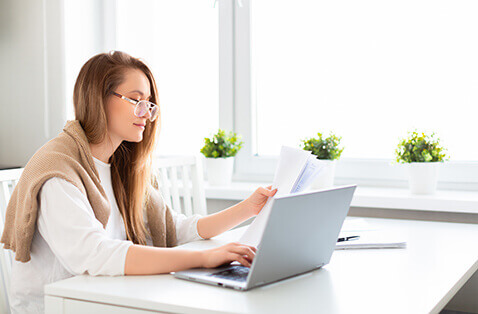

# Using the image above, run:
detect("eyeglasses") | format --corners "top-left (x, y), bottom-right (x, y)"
top-left (112, 91), bottom-right (159, 122)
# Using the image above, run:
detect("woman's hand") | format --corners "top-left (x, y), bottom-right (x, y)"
top-left (200, 242), bottom-right (257, 268)
top-left (244, 185), bottom-right (278, 217)
top-left (195, 185), bottom-right (277, 240)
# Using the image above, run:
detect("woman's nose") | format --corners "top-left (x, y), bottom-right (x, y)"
top-left (142, 107), bottom-right (152, 120)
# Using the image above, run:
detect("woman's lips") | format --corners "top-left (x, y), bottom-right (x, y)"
top-left (133, 123), bottom-right (145, 129)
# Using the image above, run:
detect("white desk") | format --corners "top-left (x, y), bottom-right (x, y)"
top-left (44, 217), bottom-right (478, 314)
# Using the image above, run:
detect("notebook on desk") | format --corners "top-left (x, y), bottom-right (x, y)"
top-left (336, 230), bottom-right (407, 250)
top-left (335, 218), bottom-right (407, 250)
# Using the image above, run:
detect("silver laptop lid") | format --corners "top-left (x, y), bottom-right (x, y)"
top-left (246, 184), bottom-right (357, 289)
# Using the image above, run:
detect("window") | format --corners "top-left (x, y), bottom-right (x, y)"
top-left (64, 0), bottom-right (107, 121)
top-left (233, 0), bottom-right (478, 187)
top-left (116, 0), bottom-right (220, 155)
top-left (251, 0), bottom-right (478, 161)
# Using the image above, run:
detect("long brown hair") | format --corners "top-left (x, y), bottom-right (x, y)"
top-left (73, 51), bottom-right (160, 245)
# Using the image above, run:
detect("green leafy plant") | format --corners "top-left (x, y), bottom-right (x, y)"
top-left (200, 129), bottom-right (244, 158)
top-left (395, 130), bottom-right (449, 163)
top-left (300, 132), bottom-right (344, 160)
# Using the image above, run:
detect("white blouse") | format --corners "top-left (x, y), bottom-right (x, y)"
top-left (9, 157), bottom-right (204, 314)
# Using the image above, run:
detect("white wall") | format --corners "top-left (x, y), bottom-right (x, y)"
top-left (0, 0), bottom-right (66, 168)
top-left (0, 0), bottom-right (112, 169)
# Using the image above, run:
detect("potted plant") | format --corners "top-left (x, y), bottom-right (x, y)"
top-left (395, 130), bottom-right (448, 194)
top-left (200, 129), bottom-right (244, 186)
top-left (301, 132), bottom-right (344, 189)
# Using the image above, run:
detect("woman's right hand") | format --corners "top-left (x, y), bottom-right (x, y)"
top-left (200, 242), bottom-right (257, 268)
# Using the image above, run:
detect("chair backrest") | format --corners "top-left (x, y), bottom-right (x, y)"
top-left (153, 155), bottom-right (207, 217)
top-left (0, 168), bottom-right (23, 314)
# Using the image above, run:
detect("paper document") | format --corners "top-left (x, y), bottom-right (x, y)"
top-left (239, 146), bottom-right (326, 247)
top-left (336, 218), bottom-right (407, 250)
top-left (335, 231), bottom-right (407, 250)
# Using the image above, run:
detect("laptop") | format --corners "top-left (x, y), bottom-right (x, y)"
top-left (173, 184), bottom-right (357, 291)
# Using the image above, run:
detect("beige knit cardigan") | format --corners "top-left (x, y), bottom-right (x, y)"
top-left (1, 120), bottom-right (177, 263)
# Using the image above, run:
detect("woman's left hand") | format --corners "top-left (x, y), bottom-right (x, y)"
top-left (244, 185), bottom-right (278, 217)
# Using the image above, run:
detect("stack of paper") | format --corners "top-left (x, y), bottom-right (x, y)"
top-left (335, 231), bottom-right (407, 250)
top-left (336, 218), bottom-right (407, 250)
top-left (239, 146), bottom-right (326, 247)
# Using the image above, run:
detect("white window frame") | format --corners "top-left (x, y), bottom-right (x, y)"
top-left (221, 0), bottom-right (478, 190)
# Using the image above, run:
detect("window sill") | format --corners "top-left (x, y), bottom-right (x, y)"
top-left (204, 181), bottom-right (478, 215)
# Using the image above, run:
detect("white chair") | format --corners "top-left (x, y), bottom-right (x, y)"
top-left (153, 155), bottom-right (207, 217)
top-left (0, 168), bottom-right (23, 314)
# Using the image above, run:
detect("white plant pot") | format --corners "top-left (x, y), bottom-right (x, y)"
top-left (205, 156), bottom-right (235, 186)
top-left (407, 162), bottom-right (439, 195)
top-left (311, 159), bottom-right (336, 189)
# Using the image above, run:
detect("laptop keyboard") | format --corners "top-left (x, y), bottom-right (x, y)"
top-left (209, 265), bottom-right (250, 282)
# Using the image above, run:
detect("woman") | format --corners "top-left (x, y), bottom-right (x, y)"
top-left (2, 51), bottom-right (277, 314)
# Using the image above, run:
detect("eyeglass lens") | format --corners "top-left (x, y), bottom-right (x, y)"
top-left (134, 101), bottom-right (158, 121)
